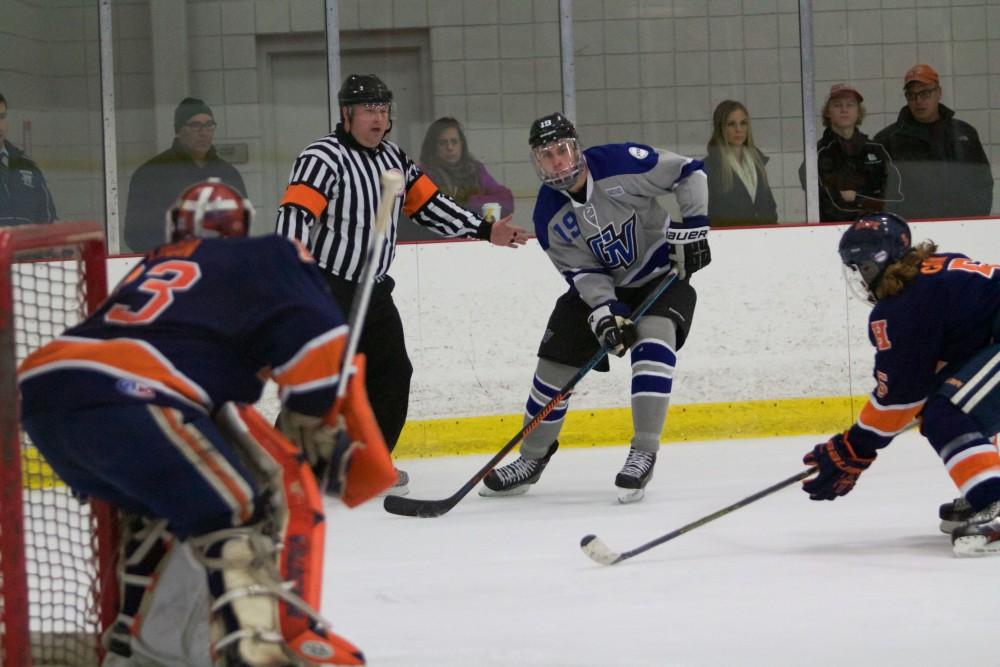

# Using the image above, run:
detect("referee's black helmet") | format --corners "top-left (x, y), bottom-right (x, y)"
top-left (338, 74), bottom-right (393, 107)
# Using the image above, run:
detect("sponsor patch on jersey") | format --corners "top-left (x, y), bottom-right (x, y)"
top-left (19, 170), bottom-right (34, 188)
top-left (605, 185), bottom-right (625, 197)
top-left (115, 378), bottom-right (156, 400)
top-left (299, 640), bottom-right (334, 659)
top-left (628, 146), bottom-right (649, 160)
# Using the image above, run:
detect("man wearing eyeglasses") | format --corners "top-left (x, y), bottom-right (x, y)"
top-left (124, 97), bottom-right (247, 252)
top-left (873, 64), bottom-right (993, 220)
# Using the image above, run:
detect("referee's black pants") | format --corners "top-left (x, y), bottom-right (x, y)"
top-left (325, 274), bottom-right (412, 453)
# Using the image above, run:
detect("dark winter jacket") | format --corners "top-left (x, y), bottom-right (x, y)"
top-left (0, 141), bottom-right (57, 226)
top-left (704, 147), bottom-right (778, 227)
top-left (125, 140), bottom-right (246, 252)
top-left (873, 104), bottom-right (993, 220)
top-left (798, 128), bottom-right (903, 223)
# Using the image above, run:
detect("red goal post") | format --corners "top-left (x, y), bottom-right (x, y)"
top-left (0, 221), bottom-right (118, 667)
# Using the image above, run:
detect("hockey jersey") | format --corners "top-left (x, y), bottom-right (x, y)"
top-left (18, 235), bottom-right (347, 418)
top-left (849, 252), bottom-right (1000, 451)
top-left (532, 143), bottom-right (709, 309)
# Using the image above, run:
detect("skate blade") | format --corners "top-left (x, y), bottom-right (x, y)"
top-left (379, 483), bottom-right (409, 497)
top-left (952, 535), bottom-right (1000, 557)
top-left (478, 484), bottom-right (531, 497)
top-left (939, 519), bottom-right (966, 534)
top-left (616, 487), bottom-right (645, 504)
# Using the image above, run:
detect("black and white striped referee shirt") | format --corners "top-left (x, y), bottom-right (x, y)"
top-left (276, 124), bottom-right (492, 282)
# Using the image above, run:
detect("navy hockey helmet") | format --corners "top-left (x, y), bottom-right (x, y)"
top-left (166, 178), bottom-right (253, 243)
top-left (528, 112), bottom-right (584, 191)
top-left (838, 213), bottom-right (911, 303)
top-left (338, 74), bottom-right (393, 107)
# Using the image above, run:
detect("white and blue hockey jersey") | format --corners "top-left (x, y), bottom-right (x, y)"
top-left (532, 142), bottom-right (709, 308)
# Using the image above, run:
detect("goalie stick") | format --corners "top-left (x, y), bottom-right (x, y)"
top-left (338, 169), bottom-right (403, 396)
top-left (383, 270), bottom-right (680, 518)
top-left (314, 170), bottom-right (402, 491)
top-left (579, 468), bottom-right (815, 565)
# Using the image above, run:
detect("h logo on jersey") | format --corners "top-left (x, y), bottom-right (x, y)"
top-left (587, 213), bottom-right (638, 269)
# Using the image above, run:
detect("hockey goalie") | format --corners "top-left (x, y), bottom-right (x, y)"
top-left (16, 180), bottom-right (397, 666)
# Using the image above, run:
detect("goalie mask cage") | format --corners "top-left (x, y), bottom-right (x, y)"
top-left (0, 222), bottom-right (117, 667)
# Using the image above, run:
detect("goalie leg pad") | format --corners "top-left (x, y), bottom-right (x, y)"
top-left (218, 405), bottom-right (366, 665)
top-left (190, 526), bottom-right (365, 666)
top-left (103, 515), bottom-right (174, 658)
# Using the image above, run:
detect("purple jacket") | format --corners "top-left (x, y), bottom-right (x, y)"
top-left (420, 160), bottom-right (515, 218)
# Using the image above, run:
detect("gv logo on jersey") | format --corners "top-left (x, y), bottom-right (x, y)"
top-left (587, 213), bottom-right (638, 268)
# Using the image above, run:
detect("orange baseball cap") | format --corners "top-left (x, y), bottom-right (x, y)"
top-left (904, 64), bottom-right (939, 87)
top-left (826, 83), bottom-right (863, 104)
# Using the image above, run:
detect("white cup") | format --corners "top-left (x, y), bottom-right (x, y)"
top-left (481, 202), bottom-right (501, 223)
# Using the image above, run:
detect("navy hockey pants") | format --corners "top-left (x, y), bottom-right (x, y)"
top-left (22, 401), bottom-right (261, 538)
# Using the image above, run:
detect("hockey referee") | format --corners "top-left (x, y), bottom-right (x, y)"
top-left (276, 73), bottom-right (526, 495)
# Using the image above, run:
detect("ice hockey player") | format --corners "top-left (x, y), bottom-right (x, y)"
top-left (17, 180), bottom-right (396, 665)
top-left (479, 112), bottom-right (711, 504)
top-left (802, 213), bottom-right (1000, 557)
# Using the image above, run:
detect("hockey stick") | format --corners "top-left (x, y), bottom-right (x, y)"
top-left (314, 170), bottom-right (402, 491)
top-left (337, 169), bottom-right (403, 398)
top-left (580, 468), bottom-right (816, 565)
top-left (383, 270), bottom-right (680, 518)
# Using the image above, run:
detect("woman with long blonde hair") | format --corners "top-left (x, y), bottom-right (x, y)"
top-left (704, 100), bottom-right (777, 227)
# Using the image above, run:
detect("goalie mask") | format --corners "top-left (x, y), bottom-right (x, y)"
top-left (529, 112), bottom-right (584, 191)
top-left (838, 213), bottom-right (911, 304)
top-left (166, 179), bottom-right (253, 243)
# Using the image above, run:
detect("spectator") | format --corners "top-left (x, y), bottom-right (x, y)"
top-left (704, 100), bottom-right (778, 227)
top-left (0, 92), bottom-right (57, 226)
top-left (124, 97), bottom-right (246, 252)
top-left (873, 64), bottom-right (993, 220)
top-left (418, 117), bottom-right (514, 218)
top-left (275, 74), bottom-right (525, 495)
top-left (799, 83), bottom-right (902, 222)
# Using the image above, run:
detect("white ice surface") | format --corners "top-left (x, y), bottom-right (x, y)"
top-left (323, 432), bottom-right (999, 667)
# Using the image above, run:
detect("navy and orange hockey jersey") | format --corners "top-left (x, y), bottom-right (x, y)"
top-left (18, 235), bottom-right (348, 419)
top-left (849, 252), bottom-right (1000, 451)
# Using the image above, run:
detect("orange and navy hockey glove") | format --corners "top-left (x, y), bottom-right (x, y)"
top-left (802, 433), bottom-right (876, 501)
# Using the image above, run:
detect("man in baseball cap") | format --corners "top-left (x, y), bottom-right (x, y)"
top-left (873, 64), bottom-right (993, 219)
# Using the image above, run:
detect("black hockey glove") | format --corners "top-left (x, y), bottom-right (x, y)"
top-left (802, 433), bottom-right (876, 501)
top-left (588, 301), bottom-right (638, 357)
top-left (666, 227), bottom-right (711, 280)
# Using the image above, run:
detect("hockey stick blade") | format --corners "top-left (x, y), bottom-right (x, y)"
top-left (383, 271), bottom-right (679, 518)
top-left (580, 468), bottom-right (815, 566)
top-left (579, 534), bottom-right (622, 565)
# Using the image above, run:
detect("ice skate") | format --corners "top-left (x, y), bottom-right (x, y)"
top-left (951, 500), bottom-right (1000, 557)
top-left (939, 496), bottom-right (973, 534)
top-left (615, 447), bottom-right (656, 504)
top-left (379, 467), bottom-right (409, 497)
top-left (480, 442), bottom-right (559, 496)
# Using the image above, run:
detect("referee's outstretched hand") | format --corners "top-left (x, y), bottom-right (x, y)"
top-left (490, 215), bottom-right (531, 248)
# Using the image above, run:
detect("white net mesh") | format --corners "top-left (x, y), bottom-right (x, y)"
top-left (1, 228), bottom-right (110, 667)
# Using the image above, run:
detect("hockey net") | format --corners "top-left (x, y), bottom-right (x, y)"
top-left (0, 222), bottom-right (117, 667)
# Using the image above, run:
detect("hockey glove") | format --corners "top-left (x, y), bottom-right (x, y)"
top-left (277, 409), bottom-right (359, 497)
top-left (588, 301), bottom-right (638, 357)
top-left (666, 227), bottom-right (711, 280)
top-left (802, 433), bottom-right (876, 501)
